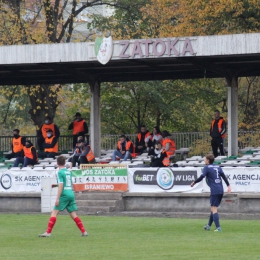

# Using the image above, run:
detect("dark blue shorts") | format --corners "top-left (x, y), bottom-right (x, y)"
top-left (210, 194), bottom-right (223, 207)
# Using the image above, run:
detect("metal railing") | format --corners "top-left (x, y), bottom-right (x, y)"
top-left (0, 131), bottom-right (260, 154)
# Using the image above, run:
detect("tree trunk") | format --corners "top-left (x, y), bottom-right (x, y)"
top-left (27, 85), bottom-right (61, 130)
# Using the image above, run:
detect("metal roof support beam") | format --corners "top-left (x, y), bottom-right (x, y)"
top-left (90, 80), bottom-right (101, 157)
top-left (227, 75), bottom-right (238, 156)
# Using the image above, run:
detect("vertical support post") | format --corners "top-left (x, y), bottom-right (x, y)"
top-left (90, 81), bottom-right (101, 157)
top-left (227, 76), bottom-right (238, 156)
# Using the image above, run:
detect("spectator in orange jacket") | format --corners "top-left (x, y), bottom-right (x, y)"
top-left (112, 135), bottom-right (134, 161)
top-left (5, 129), bottom-right (26, 159)
top-left (68, 112), bottom-right (88, 149)
top-left (38, 129), bottom-right (58, 159)
top-left (210, 110), bottom-right (226, 157)
top-left (37, 116), bottom-right (60, 151)
top-left (13, 140), bottom-right (38, 167)
top-left (162, 130), bottom-right (176, 166)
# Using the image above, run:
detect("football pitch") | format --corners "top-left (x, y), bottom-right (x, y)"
top-left (0, 214), bottom-right (259, 260)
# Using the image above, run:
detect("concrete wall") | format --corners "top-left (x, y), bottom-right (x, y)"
top-left (0, 192), bottom-right (259, 215)
top-left (0, 193), bottom-right (41, 213)
top-left (122, 192), bottom-right (260, 214)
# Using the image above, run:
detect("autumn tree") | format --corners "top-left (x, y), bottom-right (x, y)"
top-left (89, 0), bottom-right (228, 134)
top-left (0, 0), bottom-right (145, 132)
top-left (141, 0), bottom-right (260, 131)
top-left (141, 0), bottom-right (260, 37)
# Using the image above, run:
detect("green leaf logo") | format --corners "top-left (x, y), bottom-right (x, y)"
top-left (94, 37), bottom-right (103, 56)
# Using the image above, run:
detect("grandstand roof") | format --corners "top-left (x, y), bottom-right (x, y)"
top-left (0, 33), bottom-right (260, 85)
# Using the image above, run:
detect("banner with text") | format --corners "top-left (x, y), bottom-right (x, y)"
top-left (0, 169), bottom-right (56, 193)
top-left (1, 167), bottom-right (259, 193)
top-left (72, 168), bottom-right (128, 192)
top-left (128, 167), bottom-right (260, 193)
top-left (202, 167), bottom-right (260, 193)
top-left (128, 167), bottom-right (203, 192)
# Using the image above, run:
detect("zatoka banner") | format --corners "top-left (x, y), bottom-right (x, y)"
top-left (72, 168), bottom-right (128, 192)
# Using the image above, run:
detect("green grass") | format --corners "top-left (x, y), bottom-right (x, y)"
top-left (0, 214), bottom-right (259, 260)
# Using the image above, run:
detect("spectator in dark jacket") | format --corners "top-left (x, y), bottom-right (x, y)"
top-left (135, 125), bottom-right (150, 154)
top-left (150, 142), bottom-right (167, 167)
top-left (145, 126), bottom-right (162, 155)
top-left (69, 137), bottom-right (84, 168)
top-left (79, 142), bottom-right (96, 165)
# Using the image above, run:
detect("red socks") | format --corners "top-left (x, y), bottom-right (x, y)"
top-left (74, 217), bottom-right (86, 233)
top-left (46, 217), bottom-right (57, 234)
top-left (45, 216), bottom-right (85, 234)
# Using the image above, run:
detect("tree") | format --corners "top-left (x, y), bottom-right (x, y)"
top-left (55, 83), bottom-right (91, 134)
top-left (141, 0), bottom-right (260, 37)
top-left (238, 77), bottom-right (260, 130)
top-left (0, 85), bottom-right (33, 135)
top-left (0, 0), bottom-right (139, 132)
top-left (100, 79), bottom-right (227, 134)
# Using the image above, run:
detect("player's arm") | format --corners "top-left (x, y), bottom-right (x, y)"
top-left (219, 171), bottom-right (231, 193)
top-left (190, 175), bottom-right (204, 187)
top-left (191, 168), bottom-right (206, 187)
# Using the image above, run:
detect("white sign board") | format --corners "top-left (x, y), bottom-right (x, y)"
top-left (0, 169), bottom-right (56, 193)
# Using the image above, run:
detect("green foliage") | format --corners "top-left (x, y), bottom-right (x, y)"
top-left (238, 77), bottom-right (260, 130)
top-left (101, 79), bottom-right (227, 134)
top-left (55, 83), bottom-right (91, 134)
top-left (0, 86), bottom-right (34, 135)
top-left (88, 0), bottom-right (150, 40)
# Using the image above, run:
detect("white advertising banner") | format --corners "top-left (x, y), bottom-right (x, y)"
top-left (0, 169), bottom-right (56, 193)
top-left (128, 167), bottom-right (260, 193)
top-left (1, 167), bottom-right (260, 193)
top-left (202, 167), bottom-right (260, 193)
top-left (128, 167), bottom-right (203, 193)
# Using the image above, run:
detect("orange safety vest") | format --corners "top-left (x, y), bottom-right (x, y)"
top-left (86, 146), bottom-right (95, 162)
top-left (23, 146), bottom-right (38, 161)
top-left (12, 136), bottom-right (23, 153)
top-left (162, 139), bottom-right (176, 157)
top-left (137, 132), bottom-right (151, 143)
top-left (73, 120), bottom-right (85, 135)
top-left (117, 140), bottom-right (135, 157)
top-left (44, 136), bottom-right (58, 153)
top-left (211, 119), bottom-right (226, 138)
top-left (41, 123), bottom-right (55, 139)
top-left (160, 149), bottom-right (170, 166)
